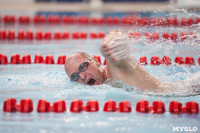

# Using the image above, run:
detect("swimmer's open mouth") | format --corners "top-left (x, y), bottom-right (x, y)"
top-left (87, 78), bottom-right (98, 85)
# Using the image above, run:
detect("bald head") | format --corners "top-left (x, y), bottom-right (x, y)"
top-left (64, 52), bottom-right (105, 85)
top-left (65, 52), bottom-right (90, 76)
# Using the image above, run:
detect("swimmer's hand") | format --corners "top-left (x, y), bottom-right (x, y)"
top-left (100, 30), bottom-right (130, 63)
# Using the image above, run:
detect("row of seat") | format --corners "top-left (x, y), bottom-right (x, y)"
top-left (0, 30), bottom-right (198, 41)
top-left (1, 15), bottom-right (200, 26)
top-left (3, 98), bottom-right (199, 114)
top-left (0, 54), bottom-right (199, 65)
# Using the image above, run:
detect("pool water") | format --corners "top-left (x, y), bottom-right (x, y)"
top-left (0, 11), bottom-right (200, 133)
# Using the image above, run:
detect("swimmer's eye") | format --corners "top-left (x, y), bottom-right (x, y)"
top-left (70, 62), bottom-right (89, 81)
top-left (70, 58), bottom-right (91, 82)
top-left (79, 62), bottom-right (89, 72)
top-left (70, 73), bottom-right (79, 81)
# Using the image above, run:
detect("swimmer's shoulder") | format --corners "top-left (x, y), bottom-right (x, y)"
top-left (104, 78), bottom-right (134, 91)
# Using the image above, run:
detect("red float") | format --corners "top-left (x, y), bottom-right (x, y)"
top-left (52, 100), bottom-right (66, 113)
top-left (196, 17), bottom-right (200, 24)
top-left (33, 15), bottom-right (40, 23)
top-left (92, 17), bottom-right (104, 24)
top-left (162, 32), bottom-right (170, 40)
top-left (157, 17), bottom-right (165, 26)
top-left (150, 56), bottom-right (161, 65)
top-left (57, 55), bottom-right (66, 64)
top-left (98, 32), bottom-right (105, 38)
top-left (7, 30), bottom-right (15, 40)
top-left (62, 15), bottom-right (69, 23)
top-left (85, 100), bottom-right (99, 112)
top-left (0, 54), bottom-right (8, 64)
top-left (79, 32), bottom-right (87, 39)
top-left (22, 54), bottom-right (31, 64)
top-left (174, 56), bottom-right (184, 64)
top-left (26, 30), bottom-right (34, 40)
top-left (152, 101), bottom-right (165, 114)
top-left (136, 17), bottom-right (142, 26)
top-left (20, 99), bottom-right (33, 113)
top-left (172, 17), bottom-right (178, 26)
top-left (150, 17), bottom-right (157, 26)
top-left (103, 100), bottom-right (117, 112)
top-left (144, 32), bottom-right (151, 39)
top-left (139, 56), bottom-right (147, 65)
top-left (47, 15), bottom-right (53, 23)
top-left (54, 32), bottom-right (61, 39)
top-left (93, 55), bottom-right (101, 64)
top-left (185, 101), bottom-right (199, 114)
top-left (181, 18), bottom-right (188, 26)
top-left (18, 16), bottom-right (30, 24)
top-left (166, 17), bottom-right (173, 26)
top-left (142, 17), bottom-right (149, 26)
top-left (106, 16), bottom-right (113, 24)
top-left (77, 16), bottom-right (84, 23)
top-left (34, 54), bottom-right (44, 63)
top-left (37, 99), bottom-right (51, 113)
top-left (131, 32), bottom-right (141, 39)
top-left (36, 31), bottom-right (43, 40)
top-left (0, 29), bottom-right (6, 40)
top-left (68, 15), bottom-right (75, 23)
top-left (136, 100), bottom-right (149, 113)
top-left (118, 101), bottom-right (132, 113)
top-left (45, 55), bottom-right (55, 64)
top-left (10, 54), bottom-right (21, 64)
top-left (18, 30), bottom-right (25, 40)
top-left (187, 18), bottom-right (194, 26)
top-left (83, 16), bottom-right (89, 23)
top-left (72, 32), bottom-right (79, 39)
top-left (3, 15), bottom-right (15, 23)
top-left (62, 32), bottom-right (69, 39)
top-left (103, 59), bottom-right (107, 65)
top-left (3, 98), bottom-right (17, 112)
top-left (188, 32), bottom-right (197, 39)
top-left (44, 31), bottom-right (51, 40)
top-left (113, 16), bottom-right (119, 24)
top-left (162, 56), bottom-right (171, 65)
top-left (152, 32), bottom-right (159, 40)
top-left (185, 56), bottom-right (195, 65)
top-left (39, 15), bottom-right (45, 23)
top-left (170, 32), bottom-right (178, 41)
top-left (169, 101), bottom-right (182, 114)
top-left (54, 15), bottom-right (60, 23)
top-left (90, 32), bottom-right (97, 39)
top-left (180, 32), bottom-right (188, 41)
top-left (70, 99), bottom-right (83, 113)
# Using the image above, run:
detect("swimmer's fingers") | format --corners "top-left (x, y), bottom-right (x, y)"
top-left (100, 47), bottom-right (112, 57)
top-left (106, 55), bottom-right (118, 62)
top-left (102, 50), bottom-right (112, 57)
top-left (102, 50), bottom-right (118, 62)
top-left (100, 44), bottom-right (112, 52)
top-left (100, 47), bottom-right (117, 62)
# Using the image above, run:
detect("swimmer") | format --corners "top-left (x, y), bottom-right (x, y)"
top-left (65, 30), bottom-right (165, 91)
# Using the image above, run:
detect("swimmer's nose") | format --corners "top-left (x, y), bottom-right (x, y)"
top-left (79, 73), bottom-right (87, 83)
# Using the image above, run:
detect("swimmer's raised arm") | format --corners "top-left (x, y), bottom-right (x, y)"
top-left (100, 30), bottom-right (162, 90)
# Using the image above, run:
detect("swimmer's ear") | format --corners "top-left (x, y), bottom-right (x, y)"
top-left (92, 56), bottom-right (101, 67)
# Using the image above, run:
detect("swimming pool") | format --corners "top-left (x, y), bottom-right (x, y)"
top-left (0, 11), bottom-right (200, 133)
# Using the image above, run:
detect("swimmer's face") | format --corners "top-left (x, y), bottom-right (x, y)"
top-left (64, 53), bottom-right (105, 86)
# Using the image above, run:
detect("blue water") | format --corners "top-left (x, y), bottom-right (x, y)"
top-left (0, 11), bottom-right (200, 133)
